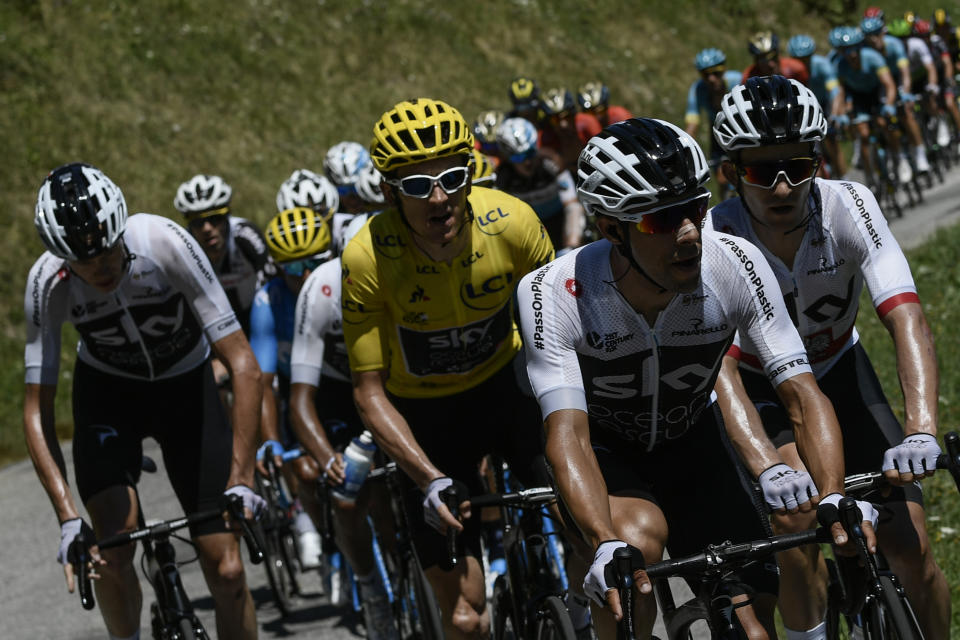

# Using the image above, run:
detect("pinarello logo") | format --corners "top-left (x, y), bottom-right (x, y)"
top-left (565, 278), bottom-right (583, 298)
top-left (322, 284), bottom-right (332, 297)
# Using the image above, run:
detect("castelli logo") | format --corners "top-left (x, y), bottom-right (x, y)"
top-left (565, 278), bottom-right (583, 298)
top-left (322, 284), bottom-right (332, 297)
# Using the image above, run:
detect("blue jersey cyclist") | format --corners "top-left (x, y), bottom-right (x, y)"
top-left (861, 16), bottom-right (932, 174)
top-left (684, 47), bottom-right (742, 195)
top-left (788, 34), bottom-right (848, 179)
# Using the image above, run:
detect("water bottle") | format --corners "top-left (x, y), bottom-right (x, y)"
top-left (330, 430), bottom-right (376, 506)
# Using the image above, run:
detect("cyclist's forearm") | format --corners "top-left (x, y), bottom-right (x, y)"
top-left (289, 383), bottom-right (337, 466)
top-left (778, 375), bottom-right (845, 495)
top-left (23, 383), bottom-right (80, 523)
top-left (927, 63), bottom-right (939, 86)
top-left (259, 373), bottom-right (282, 444)
top-left (352, 372), bottom-right (442, 489)
top-left (214, 333), bottom-right (263, 487)
top-left (883, 303), bottom-right (939, 437)
top-left (545, 409), bottom-right (618, 548)
top-left (714, 358), bottom-right (780, 477)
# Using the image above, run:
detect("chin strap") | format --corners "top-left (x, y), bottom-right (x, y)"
top-left (615, 222), bottom-right (668, 294)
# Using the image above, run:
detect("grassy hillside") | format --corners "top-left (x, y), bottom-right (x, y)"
top-left (0, 0), bottom-right (946, 447)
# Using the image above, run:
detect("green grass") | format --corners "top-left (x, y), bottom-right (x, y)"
top-left (2, 0), bottom-right (959, 628)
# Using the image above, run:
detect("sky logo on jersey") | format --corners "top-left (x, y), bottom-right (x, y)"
top-left (460, 272), bottom-right (514, 310)
top-left (397, 305), bottom-right (512, 376)
top-left (476, 207), bottom-right (511, 235)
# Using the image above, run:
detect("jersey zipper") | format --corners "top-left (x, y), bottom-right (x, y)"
top-left (647, 316), bottom-right (662, 453)
top-left (115, 288), bottom-right (155, 380)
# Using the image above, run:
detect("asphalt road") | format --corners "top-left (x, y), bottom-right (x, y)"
top-left (3, 171), bottom-right (958, 639)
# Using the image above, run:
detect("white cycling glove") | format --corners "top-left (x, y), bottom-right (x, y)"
top-left (422, 477), bottom-right (454, 534)
top-left (57, 518), bottom-right (85, 565)
top-left (224, 485), bottom-right (266, 521)
top-left (758, 463), bottom-right (819, 511)
top-left (882, 433), bottom-right (941, 477)
top-left (818, 492), bottom-right (879, 530)
top-left (583, 540), bottom-right (628, 608)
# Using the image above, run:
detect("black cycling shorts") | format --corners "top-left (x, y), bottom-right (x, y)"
top-left (389, 355), bottom-right (546, 571)
top-left (315, 375), bottom-right (365, 451)
top-left (72, 359), bottom-right (233, 537)
top-left (739, 342), bottom-right (922, 505)
top-left (563, 404), bottom-right (779, 598)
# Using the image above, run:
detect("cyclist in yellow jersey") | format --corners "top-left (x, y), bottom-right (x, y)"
top-left (341, 98), bottom-right (554, 639)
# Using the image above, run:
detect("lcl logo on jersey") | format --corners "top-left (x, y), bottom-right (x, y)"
top-left (460, 272), bottom-right (514, 310)
top-left (373, 232), bottom-right (407, 259)
top-left (476, 207), bottom-right (510, 236)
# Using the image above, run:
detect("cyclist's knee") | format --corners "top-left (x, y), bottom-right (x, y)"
top-left (293, 456), bottom-right (320, 483)
top-left (450, 599), bottom-right (488, 639)
top-left (770, 508), bottom-right (817, 534)
top-left (197, 535), bottom-right (246, 587)
top-left (98, 542), bottom-right (137, 579)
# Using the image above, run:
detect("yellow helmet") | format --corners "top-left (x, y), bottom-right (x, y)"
top-left (370, 98), bottom-right (475, 173)
top-left (265, 207), bottom-right (332, 263)
top-left (471, 148), bottom-right (497, 186)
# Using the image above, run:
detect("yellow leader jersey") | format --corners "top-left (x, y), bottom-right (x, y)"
top-left (341, 187), bottom-right (555, 398)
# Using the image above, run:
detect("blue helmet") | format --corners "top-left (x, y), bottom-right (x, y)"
top-left (788, 34), bottom-right (816, 57)
top-left (861, 16), bottom-right (885, 35)
top-left (828, 26), bottom-right (848, 48)
top-left (838, 26), bottom-right (865, 47)
top-left (695, 47), bottom-right (726, 71)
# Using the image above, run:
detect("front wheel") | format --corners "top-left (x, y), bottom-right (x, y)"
top-left (263, 528), bottom-right (296, 616)
top-left (865, 575), bottom-right (923, 640)
top-left (534, 596), bottom-right (577, 640)
top-left (491, 574), bottom-right (518, 640)
top-left (408, 555), bottom-right (444, 640)
top-left (175, 617), bottom-right (198, 640)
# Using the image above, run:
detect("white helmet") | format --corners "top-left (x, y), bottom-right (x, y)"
top-left (173, 174), bottom-right (232, 216)
top-left (324, 141), bottom-right (372, 187)
top-left (713, 76), bottom-right (827, 153)
top-left (496, 117), bottom-right (539, 157)
top-left (276, 169), bottom-right (340, 217)
top-left (35, 163), bottom-right (128, 261)
top-left (355, 165), bottom-right (385, 205)
top-left (577, 118), bottom-right (709, 221)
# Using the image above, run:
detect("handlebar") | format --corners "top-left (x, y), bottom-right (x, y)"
top-left (468, 486), bottom-right (557, 509)
top-left (843, 430), bottom-right (960, 497)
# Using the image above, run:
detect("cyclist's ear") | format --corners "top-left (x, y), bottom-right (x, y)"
top-left (720, 160), bottom-right (738, 185)
top-left (381, 180), bottom-right (398, 206)
top-left (595, 214), bottom-right (624, 245)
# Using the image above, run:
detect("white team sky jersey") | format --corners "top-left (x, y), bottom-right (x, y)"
top-left (290, 258), bottom-right (351, 386)
top-left (518, 230), bottom-right (810, 452)
top-left (906, 36), bottom-right (934, 68)
top-left (707, 179), bottom-right (918, 378)
top-left (25, 213), bottom-right (239, 384)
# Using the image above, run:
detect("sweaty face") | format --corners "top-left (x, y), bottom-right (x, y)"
top-left (69, 243), bottom-right (127, 293)
top-left (394, 155), bottom-right (471, 247)
top-left (737, 142), bottom-right (816, 232)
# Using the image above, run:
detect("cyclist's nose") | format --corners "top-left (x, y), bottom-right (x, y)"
top-left (428, 183), bottom-right (448, 204)
top-left (772, 175), bottom-right (793, 197)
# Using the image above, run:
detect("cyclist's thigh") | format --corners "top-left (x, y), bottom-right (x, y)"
top-left (820, 344), bottom-right (921, 505)
top-left (490, 357), bottom-right (548, 489)
top-left (654, 405), bottom-right (779, 597)
top-left (71, 359), bottom-right (147, 507)
top-left (315, 375), bottom-right (365, 450)
top-left (150, 360), bottom-right (232, 537)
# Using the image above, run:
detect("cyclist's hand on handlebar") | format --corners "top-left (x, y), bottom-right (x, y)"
top-left (882, 433), bottom-right (941, 485)
top-left (59, 518), bottom-right (103, 591)
top-left (759, 463), bottom-right (819, 514)
top-left (224, 484), bottom-right (266, 521)
top-left (322, 452), bottom-right (346, 486)
top-left (817, 493), bottom-right (878, 556)
top-left (255, 440), bottom-right (285, 476)
top-left (422, 477), bottom-right (464, 534)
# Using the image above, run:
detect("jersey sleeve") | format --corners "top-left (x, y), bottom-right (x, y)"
top-left (517, 260), bottom-right (587, 418)
top-left (234, 219), bottom-right (278, 282)
top-left (832, 182), bottom-right (918, 316)
top-left (24, 254), bottom-right (69, 385)
top-left (684, 81), bottom-right (702, 125)
top-left (154, 218), bottom-right (240, 344)
top-left (290, 268), bottom-right (330, 387)
top-left (249, 286), bottom-right (278, 374)
top-left (340, 233), bottom-right (388, 373)
top-left (709, 232), bottom-right (812, 386)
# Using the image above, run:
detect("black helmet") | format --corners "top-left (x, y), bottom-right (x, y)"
top-left (577, 118), bottom-right (710, 220)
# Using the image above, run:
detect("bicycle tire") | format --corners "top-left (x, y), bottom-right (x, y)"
top-left (408, 554), bottom-right (444, 640)
top-left (279, 526), bottom-right (303, 594)
top-left (491, 574), bottom-right (518, 640)
top-left (263, 528), bottom-right (296, 616)
top-left (534, 595), bottom-right (577, 640)
top-left (864, 575), bottom-right (923, 640)
top-left (176, 616), bottom-right (198, 640)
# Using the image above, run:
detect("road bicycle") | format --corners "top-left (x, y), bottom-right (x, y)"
top-left (70, 457), bottom-right (264, 640)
